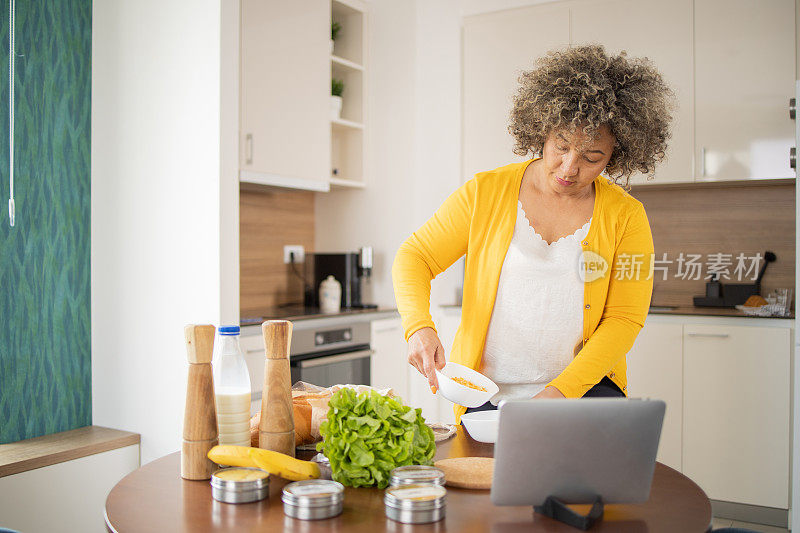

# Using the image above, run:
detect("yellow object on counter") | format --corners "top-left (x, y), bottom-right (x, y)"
top-left (214, 468), bottom-right (270, 482)
top-left (207, 445), bottom-right (320, 481)
top-left (392, 159), bottom-right (654, 422)
top-left (248, 448), bottom-right (320, 481)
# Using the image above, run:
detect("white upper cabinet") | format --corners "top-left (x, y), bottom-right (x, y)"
top-left (694, 0), bottom-right (796, 181)
top-left (462, 0), bottom-right (797, 187)
top-left (571, 0), bottom-right (694, 185)
top-left (240, 0), bottom-right (331, 191)
top-left (462, 4), bottom-right (570, 180)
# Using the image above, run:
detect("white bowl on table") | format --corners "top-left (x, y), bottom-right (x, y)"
top-left (460, 410), bottom-right (499, 443)
top-left (435, 362), bottom-right (498, 408)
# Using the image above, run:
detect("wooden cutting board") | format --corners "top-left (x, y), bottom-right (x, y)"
top-left (434, 457), bottom-right (494, 489)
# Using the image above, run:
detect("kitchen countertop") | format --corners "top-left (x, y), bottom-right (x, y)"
top-left (241, 306), bottom-right (399, 329)
top-left (441, 303), bottom-right (794, 319)
top-left (647, 305), bottom-right (794, 319)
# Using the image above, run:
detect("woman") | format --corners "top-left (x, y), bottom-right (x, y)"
top-left (392, 45), bottom-right (673, 421)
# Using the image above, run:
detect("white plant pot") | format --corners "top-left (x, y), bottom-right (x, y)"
top-left (330, 95), bottom-right (343, 120)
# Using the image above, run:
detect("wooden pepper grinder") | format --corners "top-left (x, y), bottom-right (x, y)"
top-left (181, 324), bottom-right (218, 480)
top-left (259, 320), bottom-right (295, 456)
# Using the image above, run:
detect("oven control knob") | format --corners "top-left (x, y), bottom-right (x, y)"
top-left (344, 330), bottom-right (351, 341)
top-left (315, 334), bottom-right (324, 345)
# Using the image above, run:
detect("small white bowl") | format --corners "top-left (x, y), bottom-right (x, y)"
top-left (460, 410), bottom-right (499, 443)
top-left (435, 362), bottom-right (499, 408)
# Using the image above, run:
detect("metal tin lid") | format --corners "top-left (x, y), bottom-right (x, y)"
top-left (389, 465), bottom-right (446, 486)
top-left (384, 483), bottom-right (447, 511)
top-left (282, 480), bottom-right (344, 508)
top-left (211, 467), bottom-right (269, 491)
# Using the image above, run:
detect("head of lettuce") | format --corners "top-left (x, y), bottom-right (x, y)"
top-left (316, 388), bottom-right (436, 488)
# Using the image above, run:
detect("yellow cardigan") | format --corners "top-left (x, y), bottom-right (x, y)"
top-left (392, 160), bottom-right (654, 421)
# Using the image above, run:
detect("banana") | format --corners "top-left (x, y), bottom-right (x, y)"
top-left (208, 445), bottom-right (254, 468)
top-left (248, 448), bottom-right (320, 481)
top-left (207, 445), bottom-right (321, 482)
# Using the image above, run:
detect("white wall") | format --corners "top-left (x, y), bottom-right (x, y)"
top-left (92, 0), bottom-right (224, 464)
top-left (220, 0), bottom-right (241, 325)
top-left (315, 0), bottom-right (464, 313)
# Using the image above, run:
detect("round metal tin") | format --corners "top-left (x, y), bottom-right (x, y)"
top-left (389, 465), bottom-right (446, 487)
top-left (282, 479), bottom-right (345, 520)
top-left (210, 467), bottom-right (269, 504)
top-left (384, 483), bottom-right (446, 524)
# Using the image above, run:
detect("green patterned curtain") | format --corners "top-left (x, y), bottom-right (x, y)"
top-left (0, 0), bottom-right (92, 443)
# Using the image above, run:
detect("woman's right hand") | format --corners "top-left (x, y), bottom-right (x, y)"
top-left (407, 327), bottom-right (446, 393)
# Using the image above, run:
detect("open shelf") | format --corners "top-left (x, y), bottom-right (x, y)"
top-left (332, 117), bottom-right (364, 130)
top-left (329, 177), bottom-right (366, 189)
top-left (331, 54), bottom-right (363, 72)
top-left (332, 1), bottom-right (364, 65)
top-left (330, 0), bottom-right (366, 190)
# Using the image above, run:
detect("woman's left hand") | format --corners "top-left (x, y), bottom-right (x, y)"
top-left (533, 386), bottom-right (565, 399)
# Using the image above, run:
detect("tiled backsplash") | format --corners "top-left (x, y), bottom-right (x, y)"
top-left (632, 182), bottom-right (795, 307)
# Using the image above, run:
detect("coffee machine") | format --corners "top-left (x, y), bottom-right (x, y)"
top-left (305, 247), bottom-right (377, 309)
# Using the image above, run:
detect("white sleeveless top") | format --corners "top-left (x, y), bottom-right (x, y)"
top-left (481, 201), bottom-right (591, 405)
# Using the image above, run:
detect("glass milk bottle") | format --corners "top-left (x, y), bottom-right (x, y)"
top-left (213, 326), bottom-right (252, 446)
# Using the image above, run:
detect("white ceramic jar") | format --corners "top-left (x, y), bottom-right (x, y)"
top-left (319, 275), bottom-right (341, 314)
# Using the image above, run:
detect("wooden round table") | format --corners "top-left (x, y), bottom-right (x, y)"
top-left (106, 427), bottom-right (711, 532)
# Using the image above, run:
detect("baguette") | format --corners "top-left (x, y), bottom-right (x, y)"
top-left (250, 396), bottom-right (316, 447)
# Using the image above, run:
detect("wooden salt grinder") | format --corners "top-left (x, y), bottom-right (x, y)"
top-left (181, 324), bottom-right (218, 480)
top-left (259, 320), bottom-right (295, 456)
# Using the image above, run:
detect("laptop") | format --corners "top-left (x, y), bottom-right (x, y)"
top-left (490, 398), bottom-right (665, 506)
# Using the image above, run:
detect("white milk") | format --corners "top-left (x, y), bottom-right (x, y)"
top-left (215, 388), bottom-right (251, 446)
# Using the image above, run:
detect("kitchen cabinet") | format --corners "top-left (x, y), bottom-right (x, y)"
top-left (628, 316), bottom-right (793, 515)
top-left (240, 330), bottom-right (266, 415)
top-left (240, 0), bottom-right (330, 191)
top-left (682, 324), bottom-right (791, 509)
top-left (694, 0), bottom-right (796, 181)
top-left (570, 0), bottom-right (694, 185)
top-left (370, 317), bottom-right (408, 401)
top-left (462, 0), bottom-right (796, 186)
top-left (625, 322), bottom-right (683, 471)
top-left (0, 442), bottom-right (139, 533)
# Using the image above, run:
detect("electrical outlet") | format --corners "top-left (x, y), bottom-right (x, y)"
top-left (283, 245), bottom-right (305, 264)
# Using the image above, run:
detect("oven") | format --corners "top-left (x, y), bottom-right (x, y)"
top-left (241, 320), bottom-right (372, 414)
top-left (289, 322), bottom-right (372, 388)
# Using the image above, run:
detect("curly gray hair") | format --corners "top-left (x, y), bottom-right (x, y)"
top-left (509, 44), bottom-right (674, 187)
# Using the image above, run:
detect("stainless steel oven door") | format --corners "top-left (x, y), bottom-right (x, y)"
top-left (290, 349), bottom-right (373, 388)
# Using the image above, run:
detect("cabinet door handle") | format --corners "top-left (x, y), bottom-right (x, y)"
top-left (245, 133), bottom-right (253, 165)
top-left (298, 349), bottom-right (374, 368)
top-left (686, 332), bottom-right (729, 338)
top-left (701, 147), bottom-right (706, 177)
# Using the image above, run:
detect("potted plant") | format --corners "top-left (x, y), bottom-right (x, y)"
top-left (331, 78), bottom-right (344, 120)
top-left (331, 21), bottom-right (341, 54)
